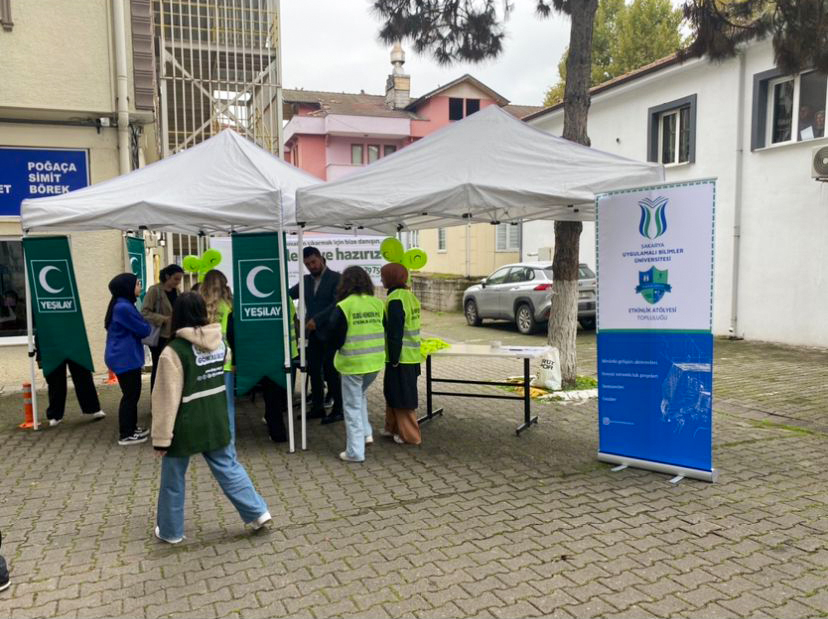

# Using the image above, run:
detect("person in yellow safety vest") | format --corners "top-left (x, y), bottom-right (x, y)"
top-left (380, 263), bottom-right (422, 446)
top-left (328, 266), bottom-right (385, 462)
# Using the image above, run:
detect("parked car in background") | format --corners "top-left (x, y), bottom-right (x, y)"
top-left (462, 262), bottom-right (596, 334)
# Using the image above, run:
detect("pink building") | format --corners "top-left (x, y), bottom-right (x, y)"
top-left (282, 45), bottom-right (542, 278)
top-left (283, 45), bottom-right (541, 181)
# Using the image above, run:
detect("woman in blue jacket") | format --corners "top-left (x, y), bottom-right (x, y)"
top-left (105, 273), bottom-right (152, 446)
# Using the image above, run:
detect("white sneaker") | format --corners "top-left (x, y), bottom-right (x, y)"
top-left (135, 427), bottom-right (150, 439)
top-left (251, 511), bottom-right (272, 531)
top-left (91, 411), bottom-right (106, 420)
top-left (393, 434), bottom-right (405, 444)
top-left (365, 436), bottom-right (374, 445)
top-left (48, 418), bottom-right (62, 427)
top-left (339, 451), bottom-right (364, 463)
top-left (154, 526), bottom-right (183, 545)
top-left (118, 433), bottom-right (147, 446)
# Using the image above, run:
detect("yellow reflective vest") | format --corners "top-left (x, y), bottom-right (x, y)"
top-left (334, 294), bottom-right (385, 375)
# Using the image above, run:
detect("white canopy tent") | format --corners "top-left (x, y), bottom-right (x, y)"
top-left (20, 130), bottom-right (319, 451)
top-left (295, 105), bottom-right (665, 233)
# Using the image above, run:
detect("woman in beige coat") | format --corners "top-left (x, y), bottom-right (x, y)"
top-left (142, 264), bottom-right (184, 390)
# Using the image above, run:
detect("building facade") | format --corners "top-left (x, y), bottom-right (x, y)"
top-left (0, 0), bottom-right (159, 385)
top-left (524, 40), bottom-right (828, 348)
top-left (282, 46), bottom-right (541, 277)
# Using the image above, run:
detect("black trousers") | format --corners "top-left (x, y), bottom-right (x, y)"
top-left (45, 360), bottom-right (101, 420)
top-left (116, 369), bottom-right (142, 439)
top-left (262, 370), bottom-right (296, 443)
top-left (307, 335), bottom-right (342, 415)
top-left (149, 337), bottom-right (169, 392)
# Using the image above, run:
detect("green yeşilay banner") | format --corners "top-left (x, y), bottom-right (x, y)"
top-left (125, 235), bottom-right (146, 305)
top-left (232, 232), bottom-right (290, 394)
top-left (23, 236), bottom-right (94, 377)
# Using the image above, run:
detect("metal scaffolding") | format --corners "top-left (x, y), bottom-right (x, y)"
top-left (151, 0), bottom-right (284, 277)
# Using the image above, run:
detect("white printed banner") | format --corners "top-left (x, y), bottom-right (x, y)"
top-left (597, 180), bottom-right (715, 331)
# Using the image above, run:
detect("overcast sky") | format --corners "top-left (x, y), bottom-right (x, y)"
top-left (281, 1), bottom-right (572, 106)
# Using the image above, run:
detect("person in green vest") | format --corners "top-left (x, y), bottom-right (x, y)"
top-left (328, 266), bottom-right (385, 462)
top-left (380, 263), bottom-right (422, 445)
top-left (151, 293), bottom-right (270, 544)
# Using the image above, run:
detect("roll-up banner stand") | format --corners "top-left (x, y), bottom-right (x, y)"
top-left (125, 235), bottom-right (147, 306)
top-left (596, 180), bottom-right (717, 483)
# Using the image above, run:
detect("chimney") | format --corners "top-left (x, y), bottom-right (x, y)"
top-left (385, 42), bottom-right (410, 110)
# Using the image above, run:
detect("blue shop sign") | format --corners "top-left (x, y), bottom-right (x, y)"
top-left (0, 148), bottom-right (90, 217)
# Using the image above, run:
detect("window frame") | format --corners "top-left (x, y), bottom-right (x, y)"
top-left (647, 94), bottom-right (697, 165)
top-left (486, 266), bottom-right (511, 285)
top-left (752, 68), bottom-right (828, 150)
top-left (350, 144), bottom-right (364, 165)
top-left (0, 235), bottom-right (28, 346)
top-left (367, 144), bottom-right (381, 164)
top-left (495, 222), bottom-right (520, 252)
top-left (437, 228), bottom-right (446, 252)
top-left (465, 98), bottom-right (481, 116)
top-left (449, 98), bottom-right (464, 121)
top-left (383, 144), bottom-right (397, 157)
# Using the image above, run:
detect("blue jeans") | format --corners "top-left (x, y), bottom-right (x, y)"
top-left (156, 443), bottom-right (268, 541)
top-left (225, 372), bottom-right (236, 447)
top-left (341, 372), bottom-right (378, 461)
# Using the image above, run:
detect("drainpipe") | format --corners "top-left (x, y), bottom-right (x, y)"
top-left (730, 51), bottom-right (746, 339)
top-left (113, 0), bottom-right (131, 175)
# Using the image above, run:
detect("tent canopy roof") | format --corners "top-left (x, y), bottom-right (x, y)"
top-left (296, 105), bottom-right (664, 235)
top-left (21, 130), bottom-right (319, 235)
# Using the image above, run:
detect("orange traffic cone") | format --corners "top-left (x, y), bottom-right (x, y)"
top-left (19, 382), bottom-right (34, 429)
top-left (105, 370), bottom-right (118, 385)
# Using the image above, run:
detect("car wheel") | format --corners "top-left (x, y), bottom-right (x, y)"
top-left (465, 299), bottom-right (482, 326)
top-left (515, 303), bottom-right (537, 335)
top-left (579, 317), bottom-right (596, 330)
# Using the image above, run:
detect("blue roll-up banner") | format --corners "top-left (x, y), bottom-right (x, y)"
top-left (596, 180), bottom-right (716, 482)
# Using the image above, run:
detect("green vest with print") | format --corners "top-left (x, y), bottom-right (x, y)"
top-left (385, 288), bottom-right (422, 364)
top-left (166, 337), bottom-right (230, 457)
top-left (334, 294), bottom-right (385, 375)
top-left (288, 300), bottom-right (298, 360)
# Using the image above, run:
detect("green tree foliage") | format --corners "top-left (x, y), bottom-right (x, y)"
top-left (544, 0), bottom-right (683, 106)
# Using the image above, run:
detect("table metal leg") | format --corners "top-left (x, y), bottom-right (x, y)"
top-left (418, 354), bottom-right (443, 425)
top-left (516, 357), bottom-right (538, 435)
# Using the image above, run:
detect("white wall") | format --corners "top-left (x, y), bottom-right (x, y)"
top-left (525, 41), bottom-right (828, 348)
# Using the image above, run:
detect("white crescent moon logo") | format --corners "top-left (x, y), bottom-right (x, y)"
top-left (130, 256), bottom-right (138, 267)
top-left (39, 266), bottom-right (64, 294)
top-left (246, 265), bottom-right (273, 298)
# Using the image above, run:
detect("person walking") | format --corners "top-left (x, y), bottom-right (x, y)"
top-left (0, 530), bottom-right (9, 593)
top-left (381, 263), bottom-right (422, 446)
top-left (289, 247), bottom-right (342, 424)
top-left (143, 264), bottom-right (184, 390)
top-left (105, 273), bottom-right (152, 446)
top-left (151, 293), bottom-right (271, 543)
top-left (328, 266), bottom-right (385, 462)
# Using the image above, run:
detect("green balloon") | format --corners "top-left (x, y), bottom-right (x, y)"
top-left (402, 248), bottom-right (428, 271)
top-left (380, 237), bottom-right (405, 263)
top-left (202, 249), bottom-right (223, 269)
top-left (182, 255), bottom-right (201, 273)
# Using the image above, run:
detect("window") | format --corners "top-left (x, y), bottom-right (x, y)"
top-left (383, 144), bottom-right (397, 156)
top-left (1, 0), bottom-right (13, 31)
top-left (449, 98), bottom-right (464, 121)
top-left (367, 144), bottom-right (380, 164)
top-left (753, 69), bottom-right (827, 149)
top-left (406, 229), bottom-right (419, 249)
top-left (486, 267), bottom-right (511, 285)
top-left (350, 144), bottom-right (363, 165)
top-left (437, 228), bottom-right (446, 251)
top-left (506, 267), bottom-right (534, 283)
top-left (0, 239), bottom-right (27, 339)
top-left (648, 95), bottom-right (697, 164)
top-left (212, 90), bottom-right (250, 129)
top-left (496, 223), bottom-right (520, 251)
top-left (465, 99), bottom-right (480, 116)
top-left (579, 265), bottom-right (596, 279)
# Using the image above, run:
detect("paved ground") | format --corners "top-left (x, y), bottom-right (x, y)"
top-left (0, 310), bottom-right (826, 619)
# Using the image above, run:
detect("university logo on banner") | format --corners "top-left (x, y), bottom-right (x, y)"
top-left (30, 259), bottom-right (78, 313)
top-left (237, 259), bottom-right (282, 322)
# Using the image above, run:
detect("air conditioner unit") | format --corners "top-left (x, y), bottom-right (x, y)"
top-left (537, 246), bottom-right (554, 261)
top-left (812, 145), bottom-right (828, 181)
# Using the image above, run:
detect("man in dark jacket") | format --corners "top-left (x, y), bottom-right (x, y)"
top-left (289, 246), bottom-right (343, 424)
